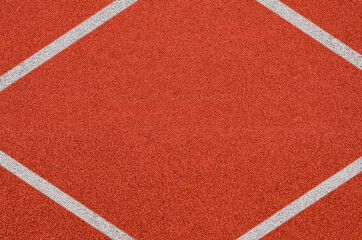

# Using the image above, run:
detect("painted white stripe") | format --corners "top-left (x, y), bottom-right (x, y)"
top-left (1, 1), bottom-right (360, 239)
top-left (237, 157), bottom-right (362, 240)
top-left (0, 151), bottom-right (134, 240)
top-left (256, 0), bottom-right (362, 69)
top-left (0, 0), bottom-right (138, 92)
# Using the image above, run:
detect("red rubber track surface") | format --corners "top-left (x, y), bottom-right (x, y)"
top-left (0, 0), bottom-right (113, 75)
top-left (281, 0), bottom-right (362, 53)
top-left (0, 0), bottom-right (361, 239)
top-left (263, 174), bottom-right (362, 239)
top-left (0, 167), bottom-right (109, 239)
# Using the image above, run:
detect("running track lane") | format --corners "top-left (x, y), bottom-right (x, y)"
top-left (1, 1), bottom-right (136, 239)
top-left (238, 157), bottom-right (361, 239)
top-left (281, 0), bottom-right (362, 53)
top-left (0, 167), bottom-right (110, 239)
top-left (0, 0), bottom-right (113, 75)
top-left (0, 0), bottom-right (361, 239)
top-left (263, 174), bottom-right (362, 239)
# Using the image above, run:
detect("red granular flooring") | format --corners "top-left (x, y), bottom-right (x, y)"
top-left (0, 167), bottom-right (109, 240)
top-left (281, 0), bottom-right (362, 53)
top-left (0, 0), bottom-right (112, 75)
top-left (0, 0), bottom-right (361, 239)
top-left (263, 174), bottom-right (362, 240)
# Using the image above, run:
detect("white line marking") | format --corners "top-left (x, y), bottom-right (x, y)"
top-left (0, 151), bottom-right (134, 240)
top-left (0, 1), bottom-right (137, 238)
top-left (237, 157), bottom-right (362, 240)
top-left (1, 0), bottom-right (360, 239)
top-left (0, 0), bottom-right (138, 92)
top-left (256, 0), bottom-right (362, 69)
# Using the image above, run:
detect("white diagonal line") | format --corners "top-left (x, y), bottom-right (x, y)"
top-left (239, 1), bottom-right (362, 239)
top-left (237, 157), bottom-right (362, 240)
top-left (0, 150), bottom-right (134, 240)
top-left (0, 0), bottom-right (138, 92)
top-left (2, 0), bottom-right (361, 239)
top-left (256, 0), bottom-right (362, 70)
top-left (0, 1), bottom-right (137, 238)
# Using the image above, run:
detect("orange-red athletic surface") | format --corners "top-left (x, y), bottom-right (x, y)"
top-left (281, 0), bottom-right (362, 53)
top-left (0, 0), bottom-right (361, 239)
top-left (264, 174), bottom-right (362, 240)
top-left (0, 0), bottom-right (112, 75)
top-left (0, 168), bottom-right (109, 239)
